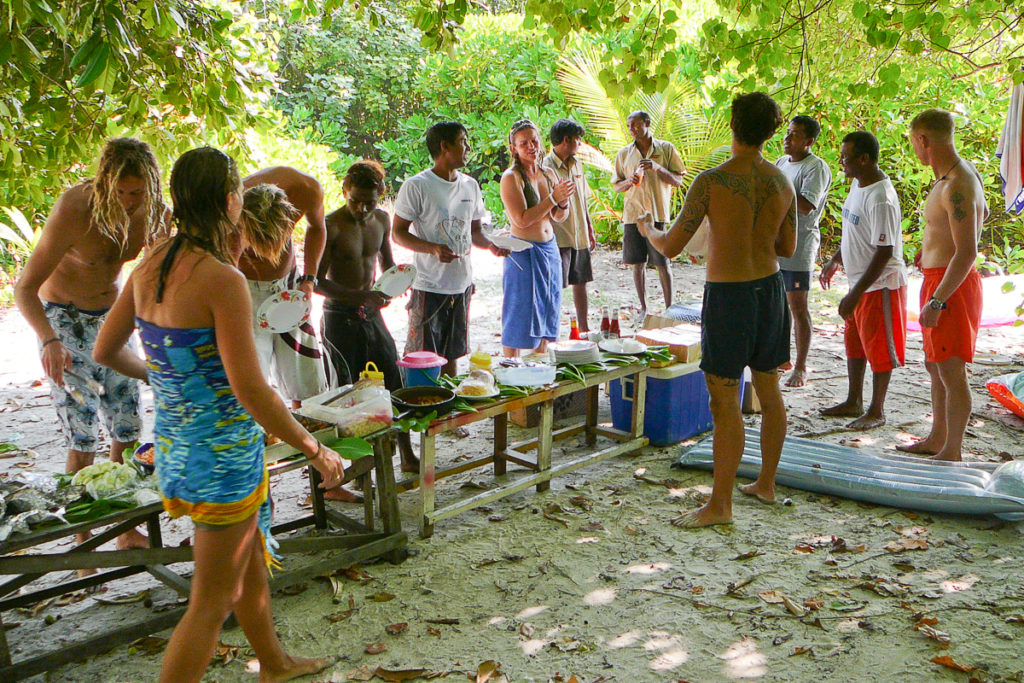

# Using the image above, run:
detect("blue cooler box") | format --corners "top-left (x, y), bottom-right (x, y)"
top-left (610, 362), bottom-right (743, 446)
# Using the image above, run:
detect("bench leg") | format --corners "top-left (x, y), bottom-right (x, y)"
top-left (536, 400), bottom-right (554, 493)
top-left (418, 433), bottom-right (436, 538)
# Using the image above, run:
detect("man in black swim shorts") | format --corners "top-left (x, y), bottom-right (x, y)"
top-left (639, 93), bottom-right (796, 528)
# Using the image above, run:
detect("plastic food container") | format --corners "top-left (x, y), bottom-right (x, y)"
top-left (398, 351), bottom-right (447, 387)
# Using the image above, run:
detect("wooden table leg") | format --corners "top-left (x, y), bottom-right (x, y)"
top-left (145, 511), bottom-right (163, 548)
top-left (493, 413), bottom-right (508, 476)
top-left (585, 385), bottom-right (599, 446)
top-left (373, 433), bottom-right (407, 563)
top-left (418, 432), bottom-right (436, 538)
top-left (536, 399), bottom-right (554, 493)
top-left (308, 466), bottom-right (328, 529)
top-left (631, 370), bottom-right (648, 438)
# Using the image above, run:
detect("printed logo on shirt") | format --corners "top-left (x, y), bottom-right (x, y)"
top-left (879, 233), bottom-right (886, 243)
top-left (841, 207), bottom-right (861, 225)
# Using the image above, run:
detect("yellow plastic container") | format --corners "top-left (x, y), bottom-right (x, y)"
top-left (360, 362), bottom-right (385, 386)
top-left (469, 348), bottom-right (492, 371)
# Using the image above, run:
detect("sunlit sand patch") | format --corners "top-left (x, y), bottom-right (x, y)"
top-left (607, 630), bottom-right (641, 649)
top-left (625, 561), bottom-right (672, 574)
top-left (836, 618), bottom-right (862, 632)
top-left (517, 605), bottom-right (549, 619)
top-left (941, 574), bottom-right (979, 592)
top-left (650, 648), bottom-right (689, 671)
top-left (488, 616), bottom-right (507, 626)
top-left (577, 536), bottom-right (599, 544)
top-left (545, 624), bottom-right (568, 637)
top-left (521, 638), bottom-right (547, 656)
top-left (583, 587), bottom-right (617, 606)
top-left (643, 632), bottom-right (682, 651)
top-left (720, 638), bottom-right (767, 679)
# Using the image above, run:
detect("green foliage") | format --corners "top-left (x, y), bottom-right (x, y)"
top-left (273, 5), bottom-right (426, 158)
top-left (0, 1), bottom-right (277, 211)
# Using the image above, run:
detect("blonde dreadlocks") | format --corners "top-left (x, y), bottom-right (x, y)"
top-left (89, 138), bottom-right (166, 247)
top-left (240, 184), bottom-right (301, 262)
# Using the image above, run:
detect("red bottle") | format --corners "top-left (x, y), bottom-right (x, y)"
top-left (609, 306), bottom-right (620, 338)
top-left (569, 314), bottom-right (582, 340)
top-left (599, 305), bottom-right (611, 338)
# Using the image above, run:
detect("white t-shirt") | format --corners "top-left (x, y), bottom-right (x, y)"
top-left (776, 153), bottom-right (832, 271)
top-left (840, 177), bottom-right (907, 293)
top-left (393, 169), bottom-right (486, 295)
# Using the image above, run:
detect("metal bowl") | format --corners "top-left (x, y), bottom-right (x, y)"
top-left (391, 386), bottom-right (457, 416)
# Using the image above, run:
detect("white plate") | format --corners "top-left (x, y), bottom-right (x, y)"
top-left (256, 289), bottom-right (311, 333)
top-left (494, 365), bottom-right (557, 387)
top-left (599, 338), bottom-right (648, 355)
top-left (549, 340), bottom-right (597, 353)
top-left (488, 233), bottom-right (534, 252)
top-left (372, 264), bottom-right (416, 298)
top-left (455, 387), bottom-right (501, 401)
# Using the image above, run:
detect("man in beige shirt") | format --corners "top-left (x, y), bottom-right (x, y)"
top-left (544, 118), bottom-right (597, 330)
top-left (612, 111), bottom-right (686, 315)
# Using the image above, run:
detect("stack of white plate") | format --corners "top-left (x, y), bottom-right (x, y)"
top-left (549, 340), bottom-right (600, 364)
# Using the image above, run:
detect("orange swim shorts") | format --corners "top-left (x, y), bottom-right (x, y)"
top-left (844, 286), bottom-right (907, 373)
top-left (920, 267), bottom-right (982, 364)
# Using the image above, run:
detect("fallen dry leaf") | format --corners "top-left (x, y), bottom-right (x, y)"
top-left (385, 622), bottom-right (409, 635)
top-left (794, 544), bottom-right (815, 553)
top-left (277, 583), bottom-right (307, 597)
top-left (520, 623), bottom-right (535, 638)
top-left (476, 660), bottom-right (501, 683)
top-left (916, 624), bottom-right (951, 645)
top-left (128, 636), bottom-right (168, 656)
top-left (781, 594), bottom-right (806, 617)
top-left (327, 595), bottom-right (357, 622)
top-left (372, 591), bottom-right (396, 602)
top-left (790, 646), bottom-right (810, 656)
top-left (804, 598), bottom-right (824, 611)
top-left (365, 642), bottom-right (387, 655)
top-left (758, 590), bottom-right (785, 604)
top-left (212, 642), bottom-right (241, 665)
top-left (732, 550), bottom-right (761, 561)
top-left (343, 566), bottom-right (375, 583)
top-left (373, 666), bottom-right (428, 681)
top-left (931, 655), bottom-right (975, 673)
top-left (425, 618), bottom-right (460, 625)
top-left (578, 522), bottom-right (603, 532)
top-left (427, 626), bottom-right (442, 636)
top-left (346, 665), bottom-right (376, 681)
top-left (885, 538), bottom-right (929, 552)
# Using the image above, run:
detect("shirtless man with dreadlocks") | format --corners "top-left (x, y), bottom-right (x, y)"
top-left (15, 137), bottom-right (171, 550)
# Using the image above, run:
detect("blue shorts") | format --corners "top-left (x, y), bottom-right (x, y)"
top-left (699, 272), bottom-right (791, 380)
top-left (43, 302), bottom-right (142, 452)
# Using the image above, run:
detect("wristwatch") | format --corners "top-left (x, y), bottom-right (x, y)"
top-left (296, 274), bottom-right (318, 287)
top-left (928, 297), bottom-right (947, 311)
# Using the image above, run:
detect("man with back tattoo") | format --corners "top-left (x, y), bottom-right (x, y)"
top-left (638, 92), bottom-right (796, 527)
top-left (897, 109), bottom-right (987, 461)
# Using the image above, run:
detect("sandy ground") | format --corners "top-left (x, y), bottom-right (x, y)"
top-left (2, 244), bottom-right (1024, 682)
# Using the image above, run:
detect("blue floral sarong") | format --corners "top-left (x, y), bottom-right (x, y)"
top-left (138, 319), bottom-right (279, 568)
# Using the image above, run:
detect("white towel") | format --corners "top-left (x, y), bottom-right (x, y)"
top-left (996, 83), bottom-right (1024, 214)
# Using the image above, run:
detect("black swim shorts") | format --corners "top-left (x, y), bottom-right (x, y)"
top-left (700, 271), bottom-right (791, 380)
top-left (622, 222), bottom-right (669, 267)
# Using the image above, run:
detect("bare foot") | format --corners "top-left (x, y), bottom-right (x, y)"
top-left (779, 360), bottom-right (794, 372)
top-left (927, 452), bottom-right (963, 462)
top-left (258, 655), bottom-right (337, 682)
top-left (846, 414), bottom-right (886, 430)
top-left (895, 439), bottom-right (941, 455)
top-left (116, 528), bottom-right (149, 550)
top-left (738, 482), bottom-right (775, 505)
top-left (820, 401), bottom-right (863, 417)
top-left (784, 367), bottom-right (807, 387)
top-left (670, 504), bottom-right (733, 528)
top-left (323, 486), bottom-right (364, 503)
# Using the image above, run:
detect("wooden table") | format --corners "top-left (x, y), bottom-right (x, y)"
top-left (0, 427), bottom-right (407, 681)
top-left (397, 362), bottom-right (649, 537)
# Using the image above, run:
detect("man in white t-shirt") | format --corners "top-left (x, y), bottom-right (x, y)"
top-left (820, 131), bottom-right (907, 430)
top-left (776, 115), bottom-right (833, 387)
top-left (392, 121), bottom-right (508, 377)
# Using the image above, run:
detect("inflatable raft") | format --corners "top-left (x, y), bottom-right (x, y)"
top-left (674, 427), bottom-right (1024, 520)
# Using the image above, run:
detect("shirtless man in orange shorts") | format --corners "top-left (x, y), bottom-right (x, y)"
top-left (897, 109), bottom-right (987, 461)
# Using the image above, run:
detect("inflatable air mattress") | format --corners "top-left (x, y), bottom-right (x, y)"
top-left (674, 427), bottom-right (1024, 520)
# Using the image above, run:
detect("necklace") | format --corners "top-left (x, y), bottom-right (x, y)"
top-left (934, 158), bottom-right (960, 184)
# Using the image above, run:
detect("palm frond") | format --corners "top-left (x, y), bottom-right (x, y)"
top-left (555, 47), bottom-right (630, 152)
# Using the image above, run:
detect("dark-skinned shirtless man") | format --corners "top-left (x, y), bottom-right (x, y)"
top-left (638, 93), bottom-right (796, 527)
top-left (317, 161), bottom-right (419, 498)
top-left (239, 166), bottom-right (328, 407)
top-left (897, 109), bottom-right (987, 461)
top-left (14, 138), bottom-right (170, 551)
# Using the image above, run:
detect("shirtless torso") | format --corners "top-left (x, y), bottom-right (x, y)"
top-left (238, 166), bottom-right (326, 282)
top-left (920, 159), bottom-right (986, 270)
top-left (643, 152), bottom-right (796, 279)
top-left (318, 206), bottom-right (394, 305)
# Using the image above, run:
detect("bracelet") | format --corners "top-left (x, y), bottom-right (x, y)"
top-left (307, 444), bottom-right (322, 461)
top-left (42, 337), bottom-right (60, 349)
top-left (556, 202), bottom-right (569, 210)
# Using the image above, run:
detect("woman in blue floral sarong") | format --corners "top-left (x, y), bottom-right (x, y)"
top-left (95, 147), bottom-right (344, 682)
